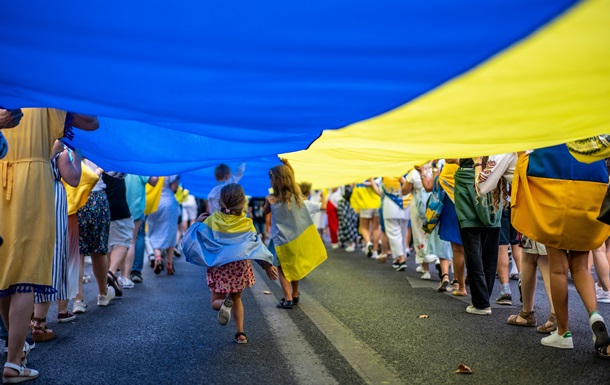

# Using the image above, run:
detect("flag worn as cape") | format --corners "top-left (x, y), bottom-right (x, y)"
top-left (182, 211), bottom-right (273, 268)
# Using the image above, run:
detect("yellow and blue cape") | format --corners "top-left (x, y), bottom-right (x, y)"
top-left (182, 211), bottom-right (273, 268)
top-left (511, 144), bottom-right (610, 251)
top-left (269, 197), bottom-right (327, 282)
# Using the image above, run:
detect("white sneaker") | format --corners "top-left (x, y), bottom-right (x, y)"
top-left (420, 271), bottom-right (431, 280)
top-left (97, 286), bottom-right (116, 307)
top-left (345, 243), bottom-right (356, 252)
top-left (218, 296), bottom-right (234, 326)
top-left (416, 265), bottom-right (425, 273)
top-left (331, 243), bottom-right (340, 249)
top-left (541, 330), bottom-right (574, 349)
top-left (466, 305), bottom-right (492, 315)
top-left (423, 254), bottom-right (437, 263)
top-left (596, 284), bottom-right (610, 304)
top-left (73, 300), bottom-right (87, 314)
top-left (371, 251), bottom-right (379, 259)
top-left (365, 242), bottom-right (373, 257)
top-left (119, 276), bottom-right (135, 289)
top-left (590, 312), bottom-right (610, 350)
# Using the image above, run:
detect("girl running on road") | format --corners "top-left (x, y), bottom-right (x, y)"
top-left (182, 183), bottom-right (277, 344)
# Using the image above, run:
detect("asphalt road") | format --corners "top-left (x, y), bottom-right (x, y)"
top-left (16, 247), bottom-right (610, 385)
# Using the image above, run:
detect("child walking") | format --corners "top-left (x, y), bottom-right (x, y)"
top-left (182, 183), bottom-right (277, 344)
top-left (264, 159), bottom-right (327, 309)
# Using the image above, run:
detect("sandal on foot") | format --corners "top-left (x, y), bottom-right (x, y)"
top-left (107, 271), bottom-right (123, 297)
top-left (218, 296), bottom-right (233, 326)
top-left (2, 362), bottom-right (39, 384)
top-left (536, 313), bottom-right (557, 334)
top-left (590, 313), bottom-right (610, 358)
top-left (452, 290), bottom-right (467, 297)
top-left (153, 257), bottom-right (164, 275)
top-left (277, 300), bottom-right (293, 309)
top-left (235, 332), bottom-right (248, 344)
top-left (29, 317), bottom-right (55, 342)
top-left (437, 274), bottom-right (450, 292)
top-left (507, 310), bottom-right (536, 327)
top-left (281, 295), bottom-right (299, 305)
top-left (166, 262), bottom-right (175, 276)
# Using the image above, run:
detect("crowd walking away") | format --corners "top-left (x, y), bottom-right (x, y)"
top-left (1, 109), bottom-right (610, 384)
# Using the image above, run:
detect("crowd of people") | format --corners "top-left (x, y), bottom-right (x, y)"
top-left (1, 107), bottom-right (609, 382)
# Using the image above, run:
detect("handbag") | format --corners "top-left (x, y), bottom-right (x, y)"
top-left (423, 175), bottom-right (446, 234)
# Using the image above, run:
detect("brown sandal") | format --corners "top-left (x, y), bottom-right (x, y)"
top-left (507, 310), bottom-right (536, 327)
top-left (30, 317), bottom-right (56, 342)
top-left (536, 313), bottom-right (557, 334)
top-left (166, 262), bottom-right (175, 276)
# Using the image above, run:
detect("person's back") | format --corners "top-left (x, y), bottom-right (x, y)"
top-left (207, 163), bottom-right (245, 213)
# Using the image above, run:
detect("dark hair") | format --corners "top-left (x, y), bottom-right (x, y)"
top-left (219, 183), bottom-right (247, 215)
top-left (214, 164), bottom-right (231, 182)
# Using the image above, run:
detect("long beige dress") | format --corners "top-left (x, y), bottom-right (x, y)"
top-left (0, 108), bottom-right (65, 295)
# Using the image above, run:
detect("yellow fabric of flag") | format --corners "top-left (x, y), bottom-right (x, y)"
top-left (145, 176), bottom-right (164, 215)
top-left (283, 0), bottom-right (610, 190)
top-left (63, 161), bottom-right (100, 216)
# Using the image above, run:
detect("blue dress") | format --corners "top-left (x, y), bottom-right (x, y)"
top-left (148, 176), bottom-right (180, 249)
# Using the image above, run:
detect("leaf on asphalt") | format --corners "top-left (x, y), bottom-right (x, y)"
top-left (455, 364), bottom-right (473, 374)
top-left (418, 314), bottom-right (429, 319)
top-left (263, 291), bottom-right (272, 295)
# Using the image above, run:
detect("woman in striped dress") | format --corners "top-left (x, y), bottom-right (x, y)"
top-left (30, 141), bottom-right (82, 341)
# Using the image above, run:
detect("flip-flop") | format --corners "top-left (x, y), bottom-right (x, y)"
top-left (452, 291), bottom-right (467, 297)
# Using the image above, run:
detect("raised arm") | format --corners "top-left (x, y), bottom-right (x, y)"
top-left (53, 141), bottom-right (82, 187)
top-left (474, 153), bottom-right (516, 195)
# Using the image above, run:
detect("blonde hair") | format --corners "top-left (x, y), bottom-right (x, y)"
top-left (269, 164), bottom-right (302, 207)
top-left (219, 183), bottom-right (247, 215)
top-left (299, 182), bottom-right (312, 197)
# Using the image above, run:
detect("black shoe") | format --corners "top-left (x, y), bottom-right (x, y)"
top-left (277, 300), bottom-right (293, 309)
top-left (396, 262), bottom-right (407, 271)
top-left (131, 271), bottom-right (143, 283)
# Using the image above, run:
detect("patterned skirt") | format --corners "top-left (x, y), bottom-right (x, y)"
top-left (77, 190), bottom-right (111, 255)
top-left (206, 260), bottom-right (255, 294)
top-left (338, 199), bottom-right (359, 243)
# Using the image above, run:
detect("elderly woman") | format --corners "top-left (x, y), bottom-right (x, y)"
top-left (0, 109), bottom-right (97, 383)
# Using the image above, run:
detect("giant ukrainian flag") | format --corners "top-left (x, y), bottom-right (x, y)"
top-left (0, 0), bottom-right (608, 196)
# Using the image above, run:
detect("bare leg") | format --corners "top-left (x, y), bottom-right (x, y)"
top-left (497, 245), bottom-right (510, 286)
top-left (277, 267), bottom-right (293, 301)
top-left (592, 244), bottom-right (610, 291)
top-left (440, 259), bottom-right (451, 281)
top-left (75, 254), bottom-right (85, 301)
top-left (547, 247), bottom-right (570, 335)
top-left (108, 245), bottom-right (128, 275)
top-left (123, 219), bottom-right (142, 276)
top-left (360, 217), bottom-right (371, 245)
top-left (537, 254), bottom-right (555, 313)
top-left (291, 281), bottom-right (299, 299)
top-left (452, 243), bottom-right (467, 295)
top-left (569, 250), bottom-right (599, 315)
top-left (371, 215), bottom-right (381, 247)
top-left (166, 246), bottom-right (175, 266)
top-left (231, 292), bottom-right (245, 335)
top-left (512, 244), bottom-right (523, 274)
top-left (57, 300), bottom-right (70, 314)
top-left (33, 302), bottom-right (51, 319)
top-left (90, 252), bottom-right (109, 296)
top-left (211, 292), bottom-right (225, 311)
top-left (1, 293), bottom-right (36, 378)
top-left (520, 252), bottom-right (539, 312)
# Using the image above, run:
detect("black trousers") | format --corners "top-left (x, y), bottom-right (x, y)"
top-left (460, 226), bottom-right (500, 309)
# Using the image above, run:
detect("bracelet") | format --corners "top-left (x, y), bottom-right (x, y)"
top-left (473, 163), bottom-right (482, 168)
